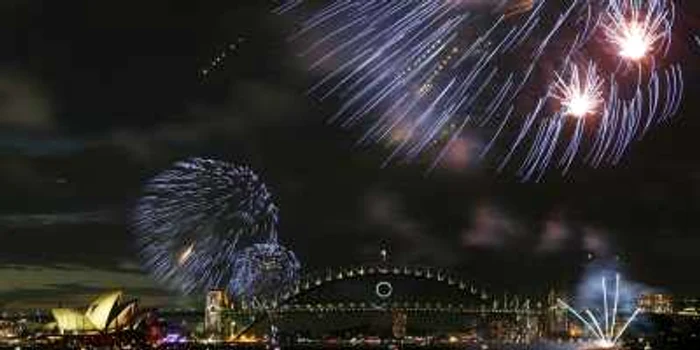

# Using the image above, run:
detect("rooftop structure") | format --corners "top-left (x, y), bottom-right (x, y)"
top-left (47, 291), bottom-right (139, 334)
top-left (638, 293), bottom-right (674, 314)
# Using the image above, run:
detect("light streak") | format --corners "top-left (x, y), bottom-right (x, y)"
top-left (230, 243), bottom-right (300, 303)
top-left (603, 0), bottom-right (674, 61)
top-left (557, 273), bottom-right (641, 348)
top-left (132, 158), bottom-right (280, 294)
top-left (278, 0), bottom-right (683, 181)
top-left (552, 63), bottom-right (604, 118)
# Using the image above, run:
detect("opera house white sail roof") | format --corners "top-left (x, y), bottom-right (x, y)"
top-left (48, 291), bottom-right (139, 333)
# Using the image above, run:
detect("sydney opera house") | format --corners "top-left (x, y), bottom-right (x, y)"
top-left (46, 291), bottom-right (140, 334)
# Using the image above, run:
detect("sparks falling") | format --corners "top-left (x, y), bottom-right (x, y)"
top-left (603, 0), bottom-right (674, 62)
top-left (229, 243), bottom-right (301, 303)
top-left (553, 63), bottom-right (604, 118)
top-left (132, 158), bottom-right (280, 294)
top-left (278, 0), bottom-right (683, 181)
top-left (558, 274), bottom-right (641, 349)
top-left (618, 22), bottom-right (651, 60)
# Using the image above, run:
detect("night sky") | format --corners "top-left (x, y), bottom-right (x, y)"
top-left (1, 0), bottom-right (699, 309)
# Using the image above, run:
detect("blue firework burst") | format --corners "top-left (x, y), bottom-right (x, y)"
top-left (132, 158), bottom-right (279, 294)
top-left (230, 243), bottom-right (301, 303)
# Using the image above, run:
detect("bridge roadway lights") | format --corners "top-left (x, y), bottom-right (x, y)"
top-left (225, 262), bottom-right (548, 341)
top-left (234, 264), bottom-right (545, 317)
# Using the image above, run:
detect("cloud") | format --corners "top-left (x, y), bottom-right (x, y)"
top-left (582, 227), bottom-right (612, 257)
top-left (0, 70), bottom-right (82, 157)
top-left (536, 216), bottom-right (573, 253)
top-left (114, 260), bottom-right (142, 273)
top-left (0, 133), bottom-right (84, 156)
top-left (0, 71), bottom-right (53, 130)
top-left (0, 264), bottom-right (174, 309)
top-left (0, 264), bottom-right (155, 292)
top-left (101, 80), bottom-right (306, 164)
top-left (0, 157), bottom-right (43, 186)
top-left (461, 204), bottom-right (523, 248)
top-left (0, 211), bottom-right (116, 228)
top-left (457, 205), bottom-right (616, 258)
top-left (434, 136), bottom-right (482, 172)
top-left (363, 189), bottom-right (459, 266)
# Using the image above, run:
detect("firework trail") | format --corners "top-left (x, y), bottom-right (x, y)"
top-left (230, 243), bottom-right (301, 304)
top-left (279, 0), bottom-right (683, 180)
top-left (132, 158), bottom-right (280, 294)
top-left (199, 37), bottom-right (247, 83)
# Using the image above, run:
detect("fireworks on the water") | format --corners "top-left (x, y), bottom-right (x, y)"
top-left (132, 158), bottom-right (281, 294)
top-left (230, 243), bottom-right (301, 303)
top-left (558, 274), bottom-right (641, 349)
top-left (278, 0), bottom-right (684, 180)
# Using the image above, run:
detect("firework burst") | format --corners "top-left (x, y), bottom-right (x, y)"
top-left (230, 243), bottom-right (301, 304)
top-left (552, 63), bottom-right (604, 118)
top-left (132, 158), bottom-right (280, 294)
top-left (279, 0), bottom-right (683, 180)
top-left (558, 274), bottom-right (641, 349)
top-left (602, 0), bottom-right (674, 62)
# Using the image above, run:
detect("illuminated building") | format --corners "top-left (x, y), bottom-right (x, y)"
top-left (204, 290), bottom-right (229, 338)
top-left (545, 290), bottom-right (570, 336)
top-left (638, 294), bottom-right (674, 314)
top-left (0, 320), bottom-right (22, 339)
top-left (392, 311), bottom-right (407, 339)
top-left (677, 298), bottom-right (700, 317)
top-left (677, 307), bottom-right (699, 317)
top-left (47, 291), bottom-right (139, 334)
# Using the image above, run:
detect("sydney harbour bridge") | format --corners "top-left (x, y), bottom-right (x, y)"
top-left (205, 254), bottom-right (566, 343)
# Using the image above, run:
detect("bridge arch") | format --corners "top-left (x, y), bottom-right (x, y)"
top-left (285, 265), bottom-right (485, 301)
top-left (237, 264), bottom-right (536, 313)
top-left (230, 264), bottom-right (541, 339)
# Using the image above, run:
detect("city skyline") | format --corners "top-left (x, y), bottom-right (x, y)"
top-left (0, 0), bottom-right (700, 312)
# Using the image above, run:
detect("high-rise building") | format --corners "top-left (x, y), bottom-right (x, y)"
top-left (545, 290), bottom-right (570, 337)
top-left (392, 311), bottom-right (407, 339)
top-left (638, 294), bottom-right (673, 314)
top-left (205, 290), bottom-right (229, 338)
